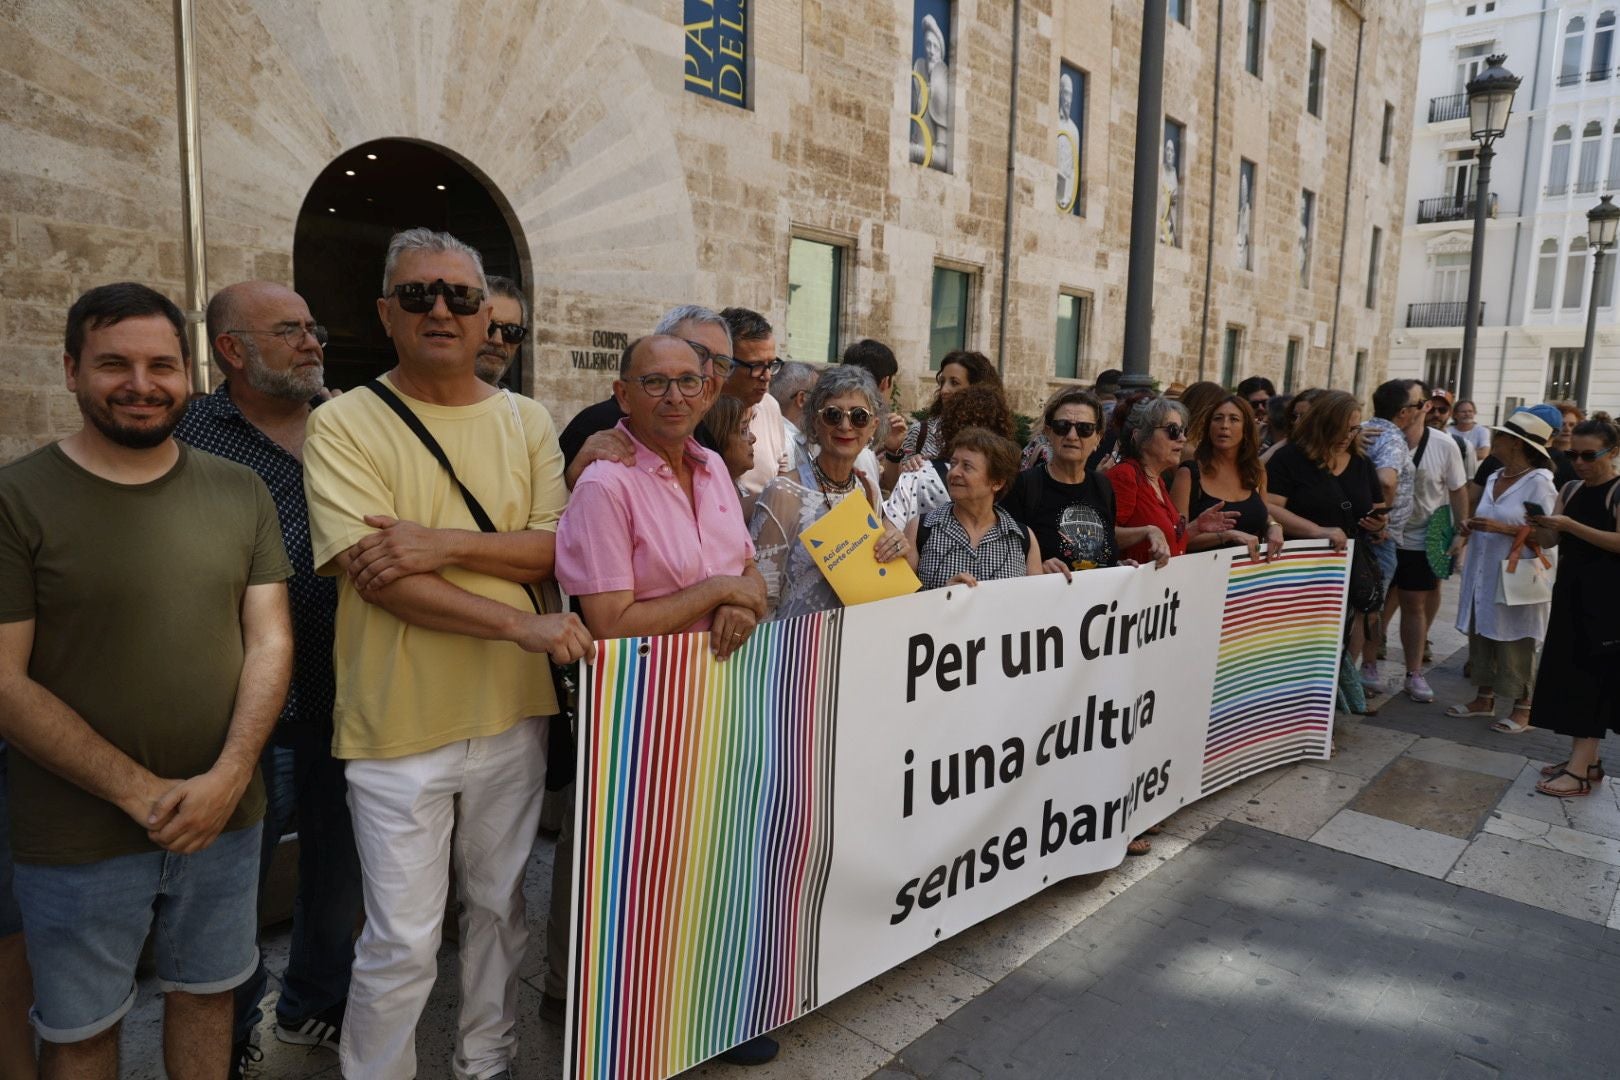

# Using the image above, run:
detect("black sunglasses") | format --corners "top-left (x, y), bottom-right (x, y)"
top-left (819, 405), bottom-right (874, 428)
top-left (1159, 423), bottom-right (1187, 441)
top-left (488, 321), bottom-right (528, 345)
top-left (1567, 448), bottom-right (1615, 462)
top-left (387, 279), bottom-right (486, 316)
top-left (1049, 419), bottom-right (1099, 438)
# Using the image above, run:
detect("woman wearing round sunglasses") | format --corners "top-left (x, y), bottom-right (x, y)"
top-left (1107, 397), bottom-right (1237, 567)
top-left (750, 366), bottom-right (914, 621)
top-left (1003, 388), bottom-right (1122, 573)
top-left (1172, 395), bottom-right (1284, 563)
top-left (1525, 417), bottom-right (1620, 795)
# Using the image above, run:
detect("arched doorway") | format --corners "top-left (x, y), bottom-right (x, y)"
top-left (293, 139), bottom-right (528, 391)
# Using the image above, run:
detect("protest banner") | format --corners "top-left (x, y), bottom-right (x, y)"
top-left (564, 543), bottom-right (1349, 1080)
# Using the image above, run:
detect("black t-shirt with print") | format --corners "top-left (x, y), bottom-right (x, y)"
top-left (1002, 465), bottom-right (1118, 570)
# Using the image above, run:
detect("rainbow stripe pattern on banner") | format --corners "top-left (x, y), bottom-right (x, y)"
top-left (567, 613), bottom-right (842, 1080)
top-left (1201, 549), bottom-right (1347, 793)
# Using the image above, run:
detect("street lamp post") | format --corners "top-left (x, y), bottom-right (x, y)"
top-left (1457, 55), bottom-right (1520, 405)
top-left (1120, 0), bottom-right (1168, 390)
top-left (1578, 195), bottom-right (1620, 410)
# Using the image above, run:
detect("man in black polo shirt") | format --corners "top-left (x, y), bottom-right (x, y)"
top-left (175, 281), bottom-right (361, 1074)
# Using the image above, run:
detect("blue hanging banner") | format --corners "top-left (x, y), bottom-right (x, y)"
top-left (684, 0), bottom-right (748, 109)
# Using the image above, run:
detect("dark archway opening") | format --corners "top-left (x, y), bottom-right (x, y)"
top-left (293, 139), bottom-right (527, 392)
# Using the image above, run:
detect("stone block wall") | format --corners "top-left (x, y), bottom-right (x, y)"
top-left (0, 0), bottom-right (1421, 455)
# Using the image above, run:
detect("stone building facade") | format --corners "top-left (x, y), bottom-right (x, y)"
top-left (0, 0), bottom-right (1420, 460)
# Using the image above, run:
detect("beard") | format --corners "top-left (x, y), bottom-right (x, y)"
top-left (244, 354), bottom-right (324, 400)
top-left (475, 345), bottom-right (514, 384)
top-left (80, 388), bottom-right (187, 449)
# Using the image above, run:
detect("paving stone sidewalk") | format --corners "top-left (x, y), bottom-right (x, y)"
top-left (876, 820), bottom-right (1620, 1080)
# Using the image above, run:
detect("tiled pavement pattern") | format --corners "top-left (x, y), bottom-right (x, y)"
top-left (118, 584), bottom-right (1620, 1077)
top-left (876, 821), bottom-right (1620, 1080)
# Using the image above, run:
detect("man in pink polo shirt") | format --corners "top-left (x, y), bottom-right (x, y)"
top-left (556, 333), bottom-right (765, 648)
top-left (553, 333), bottom-right (775, 1065)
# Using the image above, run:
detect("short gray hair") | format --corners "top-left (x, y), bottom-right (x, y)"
top-left (804, 365), bottom-right (880, 449)
top-left (1121, 396), bottom-right (1189, 460)
top-left (381, 228), bottom-right (488, 295)
top-left (653, 304), bottom-right (733, 350)
top-left (485, 275), bottom-right (529, 325)
top-left (771, 360), bottom-right (819, 406)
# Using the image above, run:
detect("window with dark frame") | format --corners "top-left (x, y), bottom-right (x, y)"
top-left (1307, 43), bottom-right (1325, 117)
top-left (785, 237), bottom-right (845, 363)
top-left (1222, 326), bottom-right (1244, 387)
top-left (930, 266), bottom-right (973, 369)
top-left (1380, 103), bottom-right (1394, 164)
top-left (1284, 338), bottom-right (1301, 393)
top-left (1245, 0), bottom-right (1265, 76)
top-left (1366, 226), bottom-right (1382, 308)
top-left (1168, 0), bottom-right (1189, 26)
top-left (1546, 348), bottom-right (1580, 400)
top-left (1054, 292), bottom-right (1092, 380)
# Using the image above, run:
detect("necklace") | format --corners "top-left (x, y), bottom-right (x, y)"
top-left (1497, 466), bottom-right (1531, 481)
top-left (813, 459), bottom-right (858, 508)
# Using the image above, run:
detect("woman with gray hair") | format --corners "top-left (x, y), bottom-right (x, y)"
top-left (751, 366), bottom-right (915, 619)
top-left (1106, 396), bottom-right (1237, 565)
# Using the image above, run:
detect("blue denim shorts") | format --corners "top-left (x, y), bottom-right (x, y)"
top-left (1372, 536), bottom-right (1399, 590)
top-left (0, 751), bottom-right (22, 938)
top-left (14, 822), bottom-right (261, 1043)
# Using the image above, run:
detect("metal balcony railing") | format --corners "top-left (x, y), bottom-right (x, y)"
top-left (1590, 67), bottom-right (1613, 81)
top-left (1406, 302), bottom-right (1485, 328)
top-left (1416, 193), bottom-right (1498, 224)
top-left (1577, 177), bottom-right (1602, 194)
top-left (1558, 70), bottom-right (1584, 86)
top-left (1428, 92), bottom-right (1469, 123)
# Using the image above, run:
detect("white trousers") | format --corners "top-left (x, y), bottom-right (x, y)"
top-left (340, 717), bottom-right (547, 1080)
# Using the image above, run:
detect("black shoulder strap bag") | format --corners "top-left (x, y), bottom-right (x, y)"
top-left (363, 379), bottom-right (540, 614)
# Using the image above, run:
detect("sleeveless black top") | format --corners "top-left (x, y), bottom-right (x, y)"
top-left (1182, 460), bottom-right (1269, 541)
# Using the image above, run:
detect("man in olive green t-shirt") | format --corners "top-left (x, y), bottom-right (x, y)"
top-left (0, 283), bottom-right (293, 1079)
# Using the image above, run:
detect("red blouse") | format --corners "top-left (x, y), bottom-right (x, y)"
top-left (1106, 459), bottom-right (1186, 561)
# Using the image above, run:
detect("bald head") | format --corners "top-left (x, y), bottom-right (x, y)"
top-left (206, 280), bottom-right (325, 401)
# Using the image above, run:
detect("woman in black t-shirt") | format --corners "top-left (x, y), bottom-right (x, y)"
top-left (1265, 390), bottom-right (1390, 685)
top-left (1003, 388), bottom-right (1122, 572)
top-left (1172, 394), bottom-right (1284, 562)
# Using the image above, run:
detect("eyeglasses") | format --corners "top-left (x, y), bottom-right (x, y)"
top-left (1246, 396), bottom-right (1270, 410)
top-left (226, 323), bottom-right (328, 348)
top-left (488, 321), bottom-right (528, 345)
top-left (732, 357), bottom-right (784, 379)
top-left (386, 279), bottom-right (486, 316)
top-left (1567, 448), bottom-right (1616, 462)
top-left (683, 340), bottom-right (735, 375)
top-left (629, 373), bottom-right (706, 398)
top-left (1049, 419), bottom-right (1099, 438)
top-left (818, 405), bottom-right (874, 429)
top-left (1159, 423), bottom-right (1187, 441)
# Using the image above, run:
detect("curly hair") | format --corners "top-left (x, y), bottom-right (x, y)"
top-left (924, 350), bottom-right (1001, 417)
top-left (939, 383), bottom-right (1015, 447)
top-left (1193, 395), bottom-right (1265, 490)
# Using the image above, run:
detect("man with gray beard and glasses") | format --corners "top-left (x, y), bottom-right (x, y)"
top-left (176, 281), bottom-right (362, 1077)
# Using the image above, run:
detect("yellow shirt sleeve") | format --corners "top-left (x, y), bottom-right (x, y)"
top-left (304, 402), bottom-right (396, 576)
top-left (520, 397), bottom-right (568, 533)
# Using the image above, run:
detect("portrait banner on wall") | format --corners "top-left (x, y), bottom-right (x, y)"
top-left (1161, 118), bottom-right (1184, 247)
top-left (909, 0), bottom-right (954, 171)
top-left (1300, 189), bottom-right (1316, 288)
top-left (683, 0), bottom-right (747, 108)
top-left (563, 544), bottom-right (1351, 1080)
top-left (1237, 159), bottom-right (1256, 270)
top-left (1056, 62), bottom-right (1085, 215)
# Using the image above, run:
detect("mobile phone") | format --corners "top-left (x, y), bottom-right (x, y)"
top-left (1525, 501), bottom-right (1547, 518)
top-left (1366, 506), bottom-right (1390, 518)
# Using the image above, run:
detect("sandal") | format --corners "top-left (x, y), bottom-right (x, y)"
top-left (1540, 758), bottom-right (1605, 782)
top-left (1446, 696), bottom-right (1496, 718)
top-left (1490, 710), bottom-right (1532, 735)
top-left (1126, 836), bottom-right (1152, 856)
top-left (1536, 769), bottom-right (1594, 798)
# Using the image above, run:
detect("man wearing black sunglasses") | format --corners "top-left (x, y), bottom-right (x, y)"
top-left (474, 276), bottom-right (529, 387)
top-left (303, 228), bottom-right (590, 1080)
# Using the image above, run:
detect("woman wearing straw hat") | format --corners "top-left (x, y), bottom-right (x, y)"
top-left (1445, 404), bottom-right (1562, 733)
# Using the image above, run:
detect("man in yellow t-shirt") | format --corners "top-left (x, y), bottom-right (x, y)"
top-left (303, 228), bottom-right (591, 1080)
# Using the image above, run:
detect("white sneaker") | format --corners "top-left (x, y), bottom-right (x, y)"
top-left (1359, 661), bottom-right (1383, 692)
top-left (1404, 673), bottom-right (1435, 703)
